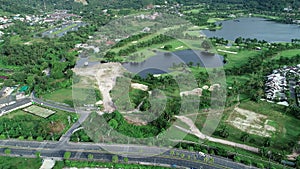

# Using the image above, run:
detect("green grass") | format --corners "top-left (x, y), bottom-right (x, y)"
top-left (207, 18), bottom-right (225, 23)
top-left (272, 49), bottom-right (300, 60)
top-left (219, 48), bottom-right (260, 69)
top-left (54, 160), bottom-right (170, 169)
top-left (0, 156), bottom-right (42, 169)
top-left (252, 14), bottom-right (280, 20)
top-left (42, 88), bottom-right (73, 106)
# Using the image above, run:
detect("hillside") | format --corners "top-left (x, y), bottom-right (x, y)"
top-left (1, 0), bottom-right (299, 15)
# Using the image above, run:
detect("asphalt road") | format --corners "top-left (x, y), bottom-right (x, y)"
top-left (32, 98), bottom-right (76, 113)
top-left (0, 140), bottom-right (257, 169)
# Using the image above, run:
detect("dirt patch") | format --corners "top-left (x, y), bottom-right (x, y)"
top-left (74, 0), bottom-right (88, 5)
top-left (73, 63), bottom-right (126, 113)
top-left (124, 115), bottom-right (148, 126)
top-left (131, 83), bottom-right (148, 91)
top-left (180, 88), bottom-right (203, 97)
top-left (49, 122), bottom-right (65, 133)
top-left (227, 107), bottom-right (276, 137)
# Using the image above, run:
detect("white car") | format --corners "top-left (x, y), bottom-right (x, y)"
top-left (198, 152), bottom-right (206, 157)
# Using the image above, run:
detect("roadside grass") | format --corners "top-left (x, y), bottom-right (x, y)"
top-left (54, 160), bottom-right (170, 169)
top-left (0, 156), bottom-right (42, 169)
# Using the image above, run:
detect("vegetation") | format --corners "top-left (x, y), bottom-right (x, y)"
top-left (53, 160), bottom-right (170, 169)
top-left (0, 156), bottom-right (42, 169)
top-left (0, 109), bottom-right (78, 141)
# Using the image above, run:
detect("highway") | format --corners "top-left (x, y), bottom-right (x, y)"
top-left (0, 139), bottom-right (256, 169)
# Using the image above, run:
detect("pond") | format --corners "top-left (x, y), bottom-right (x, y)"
top-left (202, 17), bottom-right (300, 42)
top-left (122, 50), bottom-right (224, 77)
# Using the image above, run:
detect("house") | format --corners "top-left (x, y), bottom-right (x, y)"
top-left (0, 87), bottom-right (13, 98)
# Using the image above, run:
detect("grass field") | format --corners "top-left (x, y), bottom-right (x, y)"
top-left (43, 88), bottom-right (73, 106)
top-left (272, 49), bottom-right (300, 60)
top-left (207, 18), bottom-right (225, 23)
top-left (0, 156), bottom-right (42, 169)
top-left (218, 48), bottom-right (260, 69)
top-left (23, 105), bottom-right (56, 118)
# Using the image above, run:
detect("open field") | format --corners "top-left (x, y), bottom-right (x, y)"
top-left (227, 107), bottom-right (276, 137)
top-left (216, 47), bottom-right (260, 69)
top-left (43, 88), bottom-right (73, 106)
top-left (207, 18), bottom-right (225, 23)
top-left (23, 105), bottom-right (56, 118)
top-left (272, 49), bottom-right (300, 60)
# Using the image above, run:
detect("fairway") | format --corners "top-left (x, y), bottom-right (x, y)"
top-left (23, 105), bottom-right (56, 118)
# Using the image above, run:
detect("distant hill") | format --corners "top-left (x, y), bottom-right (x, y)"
top-left (0, 0), bottom-right (299, 15)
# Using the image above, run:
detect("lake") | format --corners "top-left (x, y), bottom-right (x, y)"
top-left (202, 17), bottom-right (300, 42)
top-left (122, 50), bottom-right (224, 77)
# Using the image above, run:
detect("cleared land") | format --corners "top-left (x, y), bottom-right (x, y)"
top-left (73, 63), bottom-right (125, 113)
top-left (227, 107), bottom-right (276, 137)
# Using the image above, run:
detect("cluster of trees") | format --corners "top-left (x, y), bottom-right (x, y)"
top-left (0, 109), bottom-right (77, 141)
top-left (0, 156), bottom-right (42, 169)
top-left (0, 25), bottom-right (96, 95)
top-left (104, 111), bottom-right (160, 138)
top-left (70, 129), bottom-right (92, 142)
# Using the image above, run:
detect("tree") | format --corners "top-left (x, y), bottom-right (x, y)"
top-left (296, 155), bottom-right (300, 169)
top-left (4, 148), bottom-right (11, 155)
top-left (35, 151), bottom-right (41, 159)
top-left (108, 119), bottom-right (119, 129)
top-left (123, 157), bottom-right (129, 163)
top-left (201, 40), bottom-right (213, 51)
top-left (112, 155), bottom-right (119, 163)
top-left (64, 152), bottom-right (71, 160)
top-left (88, 154), bottom-right (94, 160)
top-left (234, 155), bottom-right (241, 162)
top-left (241, 133), bottom-right (249, 142)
